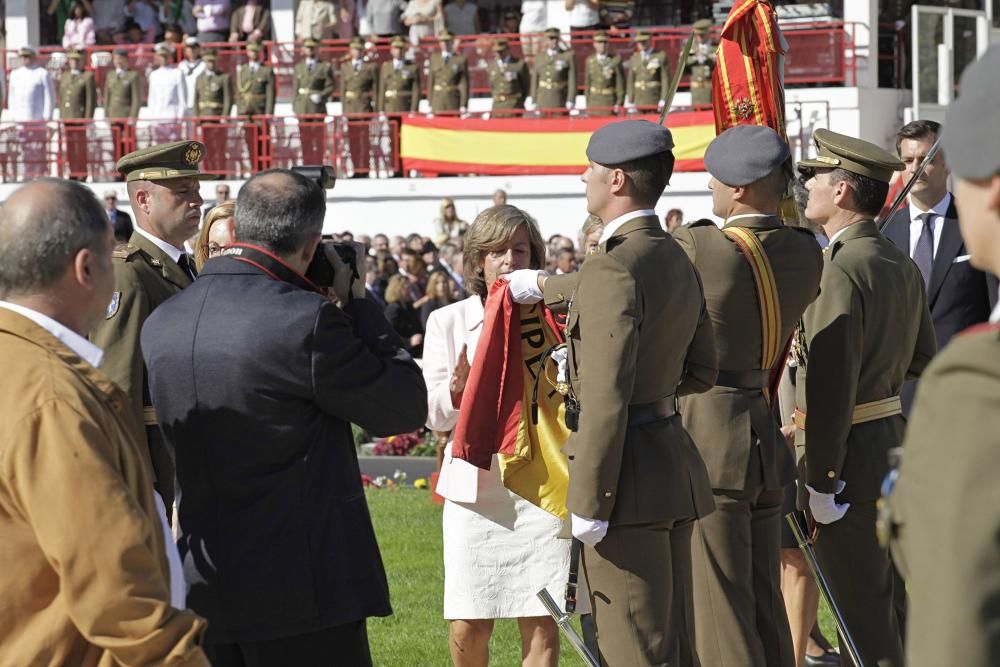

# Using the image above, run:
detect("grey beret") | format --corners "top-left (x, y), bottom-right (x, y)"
top-left (943, 44), bottom-right (1000, 179)
top-left (586, 120), bottom-right (674, 166)
top-left (704, 125), bottom-right (789, 186)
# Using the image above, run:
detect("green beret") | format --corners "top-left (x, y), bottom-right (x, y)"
top-left (437, 30), bottom-right (454, 41)
top-left (390, 36), bottom-right (407, 48)
top-left (593, 31), bottom-right (609, 43)
top-left (544, 27), bottom-right (560, 38)
top-left (693, 19), bottom-right (712, 34)
top-left (798, 128), bottom-right (904, 183)
top-left (349, 36), bottom-right (364, 49)
top-left (303, 37), bottom-right (319, 48)
top-left (116, 140), bottom-right (213, 182)
top-left (635, 31), bottom-right (651, 43)
top-left (943, 44), bottom-right (1000, 179)
top-left (587, 120), bottom-right (674, 166)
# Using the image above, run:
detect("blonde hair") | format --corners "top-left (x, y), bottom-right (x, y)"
top-left (195, 200), bottom-right (236, 270)
top-left (439, 197), bottom-right (457, 222)
top-left (463, 205), bottom-right (545, 298)
top-left (425, 270), bottom-right (456, 305)
top-left (384, 274), bottom-right (409, 304)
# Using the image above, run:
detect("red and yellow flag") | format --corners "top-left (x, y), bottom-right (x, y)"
top-left (711, 0), bottom-right (787, 140)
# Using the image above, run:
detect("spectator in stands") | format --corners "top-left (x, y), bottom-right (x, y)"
top-left (162, 22), bottom-right (184, 44)
top-left (179, 36), bottom-right (205, 110)
top-left (295, 0), bottom-right (338, 40)
top-left (123, 0), bottom-right (159, 42)
top-left (402, 0), bottom-right (442, 47)
top-left (62, 1), bottom-right (96, 48)
top-left (443, 0), bottom-right (478, 36)
top-left (391, 235), bottom-right (407, 259)
top-left (194, 199), bottom-right (235, 270)
top-left (566, 0), bottom-right (599, 34)
top-left (435, 196), bottom-right (468, 240)
top-left (371, 232), bottom-right (390, 255)
top-left (115, 18), bottom-right (144, 43)
top-left (365, 257), bottom-right (387, 309)
top-left (8, 47), bottom-right (53, 185)
top-left (384, 274), bottom-right (424, 356)
top-left (418, 269), bottom-right (458, 327)
top-left (665, 207), bottom-right (683, 233)
top-left (104, 190), bottom-right (134, 242)
top-left (146, 42), bottom-right (188, 142)
top-left (555, 247), bottom-right (577, 274)
top-left (438, 240), bottom-right (465, 290)
top-left (46, 0), bottom-right (77, 44)
top-left (337, 0), bottom-right (356, 39)
top-left (406, 232), bottom-right (425, 252)
top-left (373, 250), bottom-right (398, 299)
top-left (580, 213), bottom-right (603, 255)
top-left (492, 188), bottom-right (507, 206)
top-left (229, 0), bottom-right (272, 41)
top-left (598, 0), bottom-right (634, 30)
top-left (92, 0), bottom-right (125, 43)
top-left (193, 0), bottom-right (230, 43)
top-left (519, 0), bottom-right (546, 57)
top-left (367, 0), bottom-right (404, 38)
top-left (400, 246), bottom-right (428, 299)
top-left (160, 0), bottom-right (197, 38)
top-left (498, 9), bottom-right (518, 35)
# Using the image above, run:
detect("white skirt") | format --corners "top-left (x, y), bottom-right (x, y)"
top-left (441, 451), bottom-right (589, 619)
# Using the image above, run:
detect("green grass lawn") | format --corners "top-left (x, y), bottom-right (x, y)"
top-left (366, 488), bottom-right (836, 666)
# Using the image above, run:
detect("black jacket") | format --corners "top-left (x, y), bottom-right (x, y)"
top-left (883, 198), bottom-right (998, 413)
top-left (141, 255), bottom-right (427, 643)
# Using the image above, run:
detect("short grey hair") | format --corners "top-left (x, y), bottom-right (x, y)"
top-left (234, 169), bottom-right (326, 254)
top-left (0, 179), bottom-right (109, 298)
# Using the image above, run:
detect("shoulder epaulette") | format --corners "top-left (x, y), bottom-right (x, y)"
top-left (687, 218), bottom-right (719, 229)
top-left (112, 243), bottom-right (141, 261)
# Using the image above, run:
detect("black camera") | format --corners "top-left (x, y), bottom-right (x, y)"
top-left (290, 165), bottom-right (358, 288)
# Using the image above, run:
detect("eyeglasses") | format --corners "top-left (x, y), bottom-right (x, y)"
top-left (207, 243), bottom-right (223, 258)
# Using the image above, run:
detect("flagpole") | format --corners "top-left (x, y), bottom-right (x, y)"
top-left (659, 31), bottom-right (696, 125)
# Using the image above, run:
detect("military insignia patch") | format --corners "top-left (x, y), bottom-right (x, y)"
top-left (106, 291), bottom-right (121, 319)
top-left (185, 144), bottom-right (203, 165)
top-left (735, 97), bottom-right (755, 120)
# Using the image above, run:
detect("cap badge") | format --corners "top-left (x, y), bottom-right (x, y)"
top-left (185, 144), bottom-right (203, 165)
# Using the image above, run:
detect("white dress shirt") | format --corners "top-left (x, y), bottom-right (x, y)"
top-left (8, 65), bottom-right (53, 121)
top-left (907, 192), bottom-right (951, 258)
top-left (0, 300), bottom-right (186, 608)
top-left (134, 225), bottom-right (186, 262)
top-left (990, 302), bottom-right (1000, 324)
top-left (178, 58), bottom-right (205, 110)
top-left (597, 208), bottom-right (657, 244)
top-left (146, 65), bottom-right (188, 118)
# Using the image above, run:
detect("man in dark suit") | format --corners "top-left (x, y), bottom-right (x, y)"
top-left (140, 169), bottom-right (428, 666)
top-left (103, 189), bottom-right (133, 242)
top-left (883, 119), bottom-right (998, 413)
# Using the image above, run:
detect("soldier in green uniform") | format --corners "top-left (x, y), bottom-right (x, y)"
top-left (687, 19), bottom-right (715, 107)
top-left (89, 140), bottom-right (211, 517)
top-left (584, 31), bottom-right (623, 117)
top-left (426, 31), bottom-right (468, 115)
top-left (530, 27), bottom-right (576, 114)
top-left (103, 49), bottom-right (143, 163)
top-left (626, 31), bottom-right (669, 111)
top-left (339, 36), bottom-right (379, 115)
top-left (487, 38), bottom-right (529, 118)
top-left (378, 35), bottom-right (420, 114)
top-left (235, 42), bottom-right (274, 171)
top-left (673, 126), bottom-right (824, 667)
top-left (192, 50), bottom-right (232, 176)
top-left (60, 48), bottom-right (97, 180)
top-left (193, 49), bottom-right (231, 118)
top-left (292, 37), bottom-right (334, 164)
top-left (793, 129), bottom-right (937, 667)
top-left (889, 44), bottom-right (1000, 667)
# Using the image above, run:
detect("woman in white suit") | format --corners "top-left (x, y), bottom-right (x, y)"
top-left (423, 205), bottom-right (575, 667)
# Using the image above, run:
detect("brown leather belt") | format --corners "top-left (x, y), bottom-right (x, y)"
top-left (635, 81), bottom-right (660, 89)
top-left (539, 81), bottom-right (567, 89)
top-left (715, 368), bottom-right (770, 390)
top-left (589, 86), bottom-right (615, 95)
top-left (794, 396), bottom-right (902, 430)
top-left (627, 395), bottom-right (677, 427)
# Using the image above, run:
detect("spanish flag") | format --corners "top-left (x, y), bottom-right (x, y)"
top-left (711, 0), bottom-right (788, 140)
top-left (451, 279), bottom-right (571, 519)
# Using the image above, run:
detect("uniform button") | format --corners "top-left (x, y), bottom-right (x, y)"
top-left (603, 491), bottom-right (612, 498)
top-left (557, 293), bottom-right (565, 301)
top-left (827, 471), bottom-right (836, 479)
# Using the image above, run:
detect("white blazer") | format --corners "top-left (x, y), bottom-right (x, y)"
top-left (423, 294), bottom-right (494, 503)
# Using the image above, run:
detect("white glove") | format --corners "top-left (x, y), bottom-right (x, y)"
top-left (572, 514), bottom-right (609, 546)
top-left (481, 111), bottom-right (491, 120)
top-left (506, 269), bottom-right (546, 304)
top-left (806, 481), bottom-right (849, 525)
top-left (624, 102), bottom-right (636, 112)
top-left (459, 106), bottom-right (467, 114)
top-left (309, 93), bottom-right (322, 104)
top-left (551, 345), bottom-right (568, 384)
top-left (524, 96), bottom-right (534, 110)
top-left (565, 101), bottom-right (573, 110)
top-left (657, 100), bottom-right (666, 111)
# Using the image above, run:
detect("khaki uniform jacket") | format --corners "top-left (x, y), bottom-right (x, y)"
top-left (103, 69), bottom-right (142, 119)
top-left (292, 59), bottom-right (334, 115)
top-left (488, 57), bottom-right (530, 110)
top-left (339, 59), bottom-right (379, 114)
top-left (378, 59), bottom-right (420, 113)
top-left (889, 322), bottom-right (1000, 667)
top-left (89, 231), bottom-right (193, 498)
top-left (0, 310), bottom-right (208, 667)
top-left (543, 215), bottom-right (717, 524)
top-left (584, 53), bottom-right (624, 114)
top-left (426, 52), bottom-right (468, 111)
top-left (192, 70), bottom-right (232, 117)
top-left (795, 221), bottom-right (936, 501)
top-left (59, 70), bottom-right (96, 119)
top-left (531, 48), bottom-right (576, 109)
top-left (627, 50), bottom-right (669, 106)
top-left (235, 63), bottom-right (275, 116)
top-left (673, 217), bottom-right (823, 491)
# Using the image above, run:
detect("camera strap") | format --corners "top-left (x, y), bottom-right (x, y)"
top-left (222, 243), bottom-right (323, 294)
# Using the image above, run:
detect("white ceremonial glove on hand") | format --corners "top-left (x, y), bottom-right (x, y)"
top-left (551, 345), bottom-right (568, 384)
top-left (309, 93), bottom-right (322, 105)
top-left (572, 514), bottom-right (609, 546)
top-left (565, 101), bottom-right (573, 110)
top-left (524, 96), bottom-right (535, 110)
top-left (507, 269), bottom-right (546, 304)
top-left (807, 481), bottom-right (849, 525)
top-left (657, 100), bottom-right (666, 111)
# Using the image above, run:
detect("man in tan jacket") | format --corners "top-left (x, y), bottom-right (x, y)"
top-left (510, 119), bottom-right (717, 666)
top-left (0, 179), bottom-right (208, 666)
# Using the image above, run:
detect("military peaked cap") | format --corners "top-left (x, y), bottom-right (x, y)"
top-left (798, 128), bottom-right (904, 183)
top-left (390, 36), bottom-right (407, 48)
top-left (349, 36), bottom-right (364, 49)
top-left (116, 140), bottom-right (212, 182)
top-left (544, 27), bottom-right (560, 38)
top-left (635, 31), bottom-right (651, 43)
top-left (303, 37), bottom-right (319, 48)
top-left (437, 30), bottom-right (454, 41)
top-left (593, 31), bottom-right (609, 43)
top-left (693, 19), bottom-right (712, 34)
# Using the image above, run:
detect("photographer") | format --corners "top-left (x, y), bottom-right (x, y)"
top-left (140, 169), bottom-right (428, 666)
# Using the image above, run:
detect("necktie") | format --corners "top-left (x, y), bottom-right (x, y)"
top-left (177, 253), bottom-right (197, 281)
top-left (913, 212), bottom-right (935, 288)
